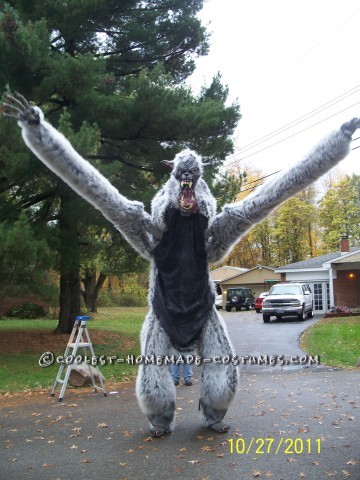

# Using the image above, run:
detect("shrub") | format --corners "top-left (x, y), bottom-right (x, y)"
top-left (327, 305), bottom-right (352, 314)
top-left (97, 291), bottom-right (147, 308)
top-left (7, 302), bottom-right (46, 319)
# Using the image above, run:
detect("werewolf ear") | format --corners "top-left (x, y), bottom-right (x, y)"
top-left (161, 160), bottom-right (175, 170)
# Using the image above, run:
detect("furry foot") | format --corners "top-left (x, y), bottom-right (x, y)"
top-left (150, 425), bottom-right (170, 438)
top-left (198, 398), bottom-right (230, 433)
top-left (208, 421), bottom-right (230, 433)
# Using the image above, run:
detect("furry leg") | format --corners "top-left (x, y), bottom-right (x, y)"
top-left (198, 309), bottom-right (238, 433)
top-left (135, 309), bottom-right (176, 437)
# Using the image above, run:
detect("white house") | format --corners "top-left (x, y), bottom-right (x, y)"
top-left (275, 236), bottom-right (360, 313)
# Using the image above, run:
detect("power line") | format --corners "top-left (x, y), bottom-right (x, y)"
top-left (225, 100), bottom-right (360, 168)
top-left (227, 83), bottom-right (360, 159)
top-left (237, 143), bottom-right (359, 194)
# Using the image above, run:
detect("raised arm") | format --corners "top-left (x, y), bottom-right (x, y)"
top-left (207, 118), bottom-right (360, 263)
top-left (2, 92), bottom-right (159, 260)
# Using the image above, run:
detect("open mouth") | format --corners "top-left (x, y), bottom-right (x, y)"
top-left (179, 180), bottom-right (198, 214)
top-left (180, 179), bottom-right (193, 189)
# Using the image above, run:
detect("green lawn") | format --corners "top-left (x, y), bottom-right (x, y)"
top-left (0, 307), bottom-right (148, 394)
top-left (301, 316), bottom-right (360, 368)
top-left (1, 309), bottom-right (358, 395)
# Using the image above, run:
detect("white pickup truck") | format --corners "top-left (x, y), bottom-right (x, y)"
top-left (262, 283), bottom-right (314, 323)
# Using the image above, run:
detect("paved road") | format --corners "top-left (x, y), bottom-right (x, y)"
top-left (223, 309), bottom-right (323, 373)
top-left (0, 310), bottom-right (359, 480)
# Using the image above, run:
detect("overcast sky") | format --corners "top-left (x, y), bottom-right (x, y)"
top-left (188, 0), bottom-right (360, 179)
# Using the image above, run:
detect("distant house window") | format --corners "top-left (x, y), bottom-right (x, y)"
top-left (326, 283), bottom-right (330, 310)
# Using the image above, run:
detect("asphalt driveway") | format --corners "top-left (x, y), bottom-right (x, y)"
top-left (0, 310), bottom-right (359, 480)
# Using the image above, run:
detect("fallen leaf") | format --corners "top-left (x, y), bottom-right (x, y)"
top-left (252, 470), bottom-right (261, 477)
top-left (346, 459), bottom-right (359, 465)
top-left (41, 463), bottom-right (53, 468)
top-left (342, 471), bottom-right (350, 477)
top-left (188, 460), bottom-right (199, 464)
top-left (216, 453), bottom-right (225, 458)
top-left (201, 446), bottom-right (214, 452)
top-left (80, 459), bottom-right (91, 463)
top-left (97, 422), bottom-right (108, 428)
top-left (298, 426), bottom-right (309, 433)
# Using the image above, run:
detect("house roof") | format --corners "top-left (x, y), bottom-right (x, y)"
top-left (220, 265), bottom-right (280, 284)
top-left (332, 251), bottom-right (360, 264)
top-left (276, 247), bottom-right (360, 271)
top-left (209, 266), bottom-right (248, 281)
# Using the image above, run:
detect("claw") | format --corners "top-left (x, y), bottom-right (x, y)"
top-left (4, 93), bottom-right (27, 111)
top-left (2, 101), bottom-right (23, 114)
top-left (13, 91), bottom-right (31, 108)
top-left (1, 92), bottom-right (32, 119)
top-left (1, 92), bottom-right (40, 125)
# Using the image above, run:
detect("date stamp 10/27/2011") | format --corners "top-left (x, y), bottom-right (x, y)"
top-left (228, 437), bottom-right (321, 455)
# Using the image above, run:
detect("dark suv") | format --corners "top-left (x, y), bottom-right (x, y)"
top-left (226, 287), bottom-right (255, 312)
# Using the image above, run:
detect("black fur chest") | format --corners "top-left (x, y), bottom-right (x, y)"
top-left (153, 208), bottom-right (214, 349)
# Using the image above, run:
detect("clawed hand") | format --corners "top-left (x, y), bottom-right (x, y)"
top-left (341, 117), bottom-right (360, 138)
top-left (1, 92), bottom-right (40, 125)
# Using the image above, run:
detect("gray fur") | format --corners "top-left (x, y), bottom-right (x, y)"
top-left (2, 92), bottom-right (359, 436)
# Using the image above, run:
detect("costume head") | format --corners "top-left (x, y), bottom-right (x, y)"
top-left (162, 149), bottom-right (208, 216)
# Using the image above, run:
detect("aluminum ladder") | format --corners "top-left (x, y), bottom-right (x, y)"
top-left (51, 315), bottom-right (107, 401)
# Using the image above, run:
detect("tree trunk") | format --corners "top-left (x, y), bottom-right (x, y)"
top-left (82, 268), bottom-right (107, 313)
top-left (54, 191), bottom-right (81, 334)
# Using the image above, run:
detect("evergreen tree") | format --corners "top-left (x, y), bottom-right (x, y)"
top-left (0, 1), bottom-right (240, 331)
top-left (0, 212), bottom-right (55, 299)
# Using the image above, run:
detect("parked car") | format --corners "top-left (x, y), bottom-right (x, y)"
top-left (215, 294), bottom-right (223, 309)
top-left (262, 283), bottom-right (314, 323)
top-left (226, 287), bottom-right (255, 312)
top-left (254, 292), bottom-right (269, 313)
top-left (214, 281), bottom-right (223, 309)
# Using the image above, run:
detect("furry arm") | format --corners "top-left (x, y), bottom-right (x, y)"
top-left (207, 118), bottom-right (360, 263)
top-left (2, 93), bottom-right (158, 260)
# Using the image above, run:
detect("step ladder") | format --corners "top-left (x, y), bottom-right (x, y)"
top-left (51, 315), bottom-right (107, 402)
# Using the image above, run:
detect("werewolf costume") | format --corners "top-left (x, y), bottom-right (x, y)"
top-left (2, 92), bottom-right (360, 437)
